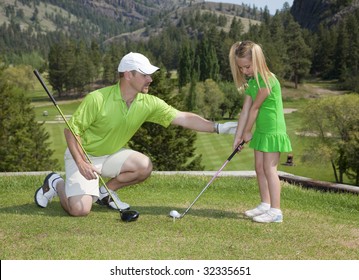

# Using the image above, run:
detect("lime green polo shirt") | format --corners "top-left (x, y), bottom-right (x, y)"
top-left (68, 83), bottom-right (179, 156)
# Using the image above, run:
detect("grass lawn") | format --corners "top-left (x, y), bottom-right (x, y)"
top-left (0, 174), bottom-right (358, 260)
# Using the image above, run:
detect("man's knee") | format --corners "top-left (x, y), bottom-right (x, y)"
top-left (67, 196), bottom-right (93, 217)
top-left (139, 157), bottom-right (153, 179)
top-left (68, 207), bottom-right (91, 217)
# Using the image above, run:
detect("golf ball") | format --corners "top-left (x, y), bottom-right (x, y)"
top-left (169, 210), bottom-right (181, 218)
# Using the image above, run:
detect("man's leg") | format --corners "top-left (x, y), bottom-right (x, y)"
top-left (56, 179), bottom-right (93, 217)
top-left (107, 151), bottom-right (152, 190)
top-left (98, 150), bottom-right (152, 210)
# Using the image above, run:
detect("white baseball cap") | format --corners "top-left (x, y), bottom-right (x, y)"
top-left (118, 52), bottom-right (159, 74)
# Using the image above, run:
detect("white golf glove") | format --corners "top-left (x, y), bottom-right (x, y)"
top-left (216, 122), bottom-right (238, 134)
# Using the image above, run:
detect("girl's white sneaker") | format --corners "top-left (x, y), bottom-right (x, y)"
top-left (244, 204), bottom-right (269, 218)
top-left (253, 210), bottom-right (283, 223)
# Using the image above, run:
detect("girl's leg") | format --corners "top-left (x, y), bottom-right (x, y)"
top-left (254, 150), bottom-right (270, 204)
top-left (244, 151), bottom-right (271, 218)
top-left (262, 152), bottom-right (281, 209)
top-left (252, 152), bottom-right (283, 223)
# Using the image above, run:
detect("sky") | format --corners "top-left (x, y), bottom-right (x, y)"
top-left (206, 0), bottom-right (294, 15)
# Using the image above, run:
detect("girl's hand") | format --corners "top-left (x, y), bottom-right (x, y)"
top-left (233, 138), bottom-right (245, 152)
top-left (242, 131), bottom-right (252, 143)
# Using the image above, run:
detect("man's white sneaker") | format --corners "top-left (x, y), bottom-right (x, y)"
top-left (244, 204), bottom-right (270, 218)
top-left (253, 210), bottom-right (283, 223)
top-left (97, 186), bottom-right (130, 211)
top-left (34, 172), bottom-right (62, 208)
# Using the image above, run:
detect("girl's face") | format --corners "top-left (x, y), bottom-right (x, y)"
top-left (236, 57), bottom-right (253, 77)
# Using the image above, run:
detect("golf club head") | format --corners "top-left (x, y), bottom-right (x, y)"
top-left (120, 210), bottom-right (139, 222)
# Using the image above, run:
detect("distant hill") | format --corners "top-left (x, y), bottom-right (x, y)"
top-left (291, 0), bottom-right (359, 31)
top-left (0, 0), bottom-right (261, 42)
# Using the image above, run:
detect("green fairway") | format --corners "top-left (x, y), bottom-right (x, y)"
top-left (29, 81), bottom-right (354, 185)
top-left (0, 174), bottom-right (358, 260)
top-left (35, 107), bottom-right (340, 183)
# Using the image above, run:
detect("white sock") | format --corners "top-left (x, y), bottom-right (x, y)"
top-left (52, 177), bottom-right (63, 192)
top-left (270, 207), bottom-right (282, 215)
top-left (260, 202), bottom-right (270, 210)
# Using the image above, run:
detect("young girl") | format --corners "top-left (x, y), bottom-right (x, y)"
top-left (229, 41), bottom-right (292, 223)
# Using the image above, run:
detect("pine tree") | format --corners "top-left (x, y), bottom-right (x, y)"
top-left (334, 21), bottom-right (350, 82)
top-left (0, 65), bottom-right (58, 172)
top-left (48, 41), bottom-right (67, 96)
top-left (266, 13), bottom-right (288, 77)
top-left (102, 44), bottom-right (124, 84)
top-left (129, 70), bottom-right (204, 171)
top-left (311, 24), bottom-right (337, 79)
top-left (178, 43), bottom-right (193, 88)
top-left (90, 40), bottom-right (102, 72)
top-left (228, 17), bottom-right (244, 41)
top-left (195, 37), bottom-right (219, 82)
top-left (284, 16), bottom-right (312, 88)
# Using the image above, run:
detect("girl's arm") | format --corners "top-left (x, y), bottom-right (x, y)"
top-left (241, 88), bottom-right (270, 142)
top-left (233, 95), bottom-right (252, 149)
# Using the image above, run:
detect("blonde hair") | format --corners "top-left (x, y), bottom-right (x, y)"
top-left (229, 41), bottom-right (273, 92)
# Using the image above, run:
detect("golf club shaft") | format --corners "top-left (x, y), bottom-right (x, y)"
top-left (33, 69), bottom-right (122, 211)
top-left (181, 140), bottom-right (245, 218)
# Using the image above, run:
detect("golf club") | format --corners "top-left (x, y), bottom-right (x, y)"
top-left (169, 140), bottom-right (245, 219)
top-left (33, 69), bottom-right (139, 222)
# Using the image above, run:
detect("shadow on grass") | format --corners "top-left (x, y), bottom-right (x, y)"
top-left (95, 204), bottom-right (247, 220)
top-left (0, 202), bottom-right (248, 220)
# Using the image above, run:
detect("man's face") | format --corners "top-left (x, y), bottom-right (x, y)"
top-left (130, 71), bottom-right (153, 93)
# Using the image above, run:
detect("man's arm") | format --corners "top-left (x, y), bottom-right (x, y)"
top-left (171, 111), bottom-right (216, 132)
top-left (64, 128), bottom-right (99, 180)
top-left (171, 111), bottom-right (237, 134)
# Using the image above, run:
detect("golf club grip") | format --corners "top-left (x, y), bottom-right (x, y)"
top-left (33, 70), bottom-right (58, 105)
top-left (227, 140), bottom-right (245, 161)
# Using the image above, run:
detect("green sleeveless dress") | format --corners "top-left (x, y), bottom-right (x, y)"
top-left (245, 74), bottom-right (292, 153)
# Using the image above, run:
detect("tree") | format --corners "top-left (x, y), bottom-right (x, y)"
top-left (68, 40), bottom-right (94, 96)
top-left (183, 75), bottom-right (198, 112)
top-left (203, 79), bottom-right (225, 120)
top-left (192, 79), bottom-right (224, 120)
top-left (0, 65), bottom-right (58, 172)
top-left (129, 70), bottom-right (204, 171)
top-left (194, 37), bottom-right (220, 82)
top-left (266, 13), bottom-right (288, 77)
top-left (49, 39), bottom-right (98, 96)
top-left (333, 21), bottom-right (350, 82)
top-left (311, 24), bottom-right (337, 78)
top-left (228, 17), bottom-right (244, 41)
top-left (102, 43), bottom-right (124, 84)
top-left (301, 95), bottom-right (359, 185)
top-left (218, 81), bottom-right (243, 119)
top-left (48, 41), bottom-right (67, 96)
top-left (178, 43), bottom-right (193, 88)
top-left (284, 16), bottom-right (312, 88)
top-left (90, 39), bottom-right (102, 72)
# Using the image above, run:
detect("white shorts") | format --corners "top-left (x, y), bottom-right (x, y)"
top-left (64, 148), bottom-right (135, 201)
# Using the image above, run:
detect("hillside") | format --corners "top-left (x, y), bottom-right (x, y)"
top-left (0, 0), bottom-right (260, 40)
top-left (291, 0), bottom-right (359, 31)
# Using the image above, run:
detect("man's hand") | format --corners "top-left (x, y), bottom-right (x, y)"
top-left (217, 122), bottom-right (238, 134)
top-left (78, 161), bottom-right (101, 180)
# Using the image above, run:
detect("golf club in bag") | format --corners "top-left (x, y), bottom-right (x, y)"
top-left (169, 140), bottom-right (245, 219)
top-left (33, 70), bottom-right (139, 222)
